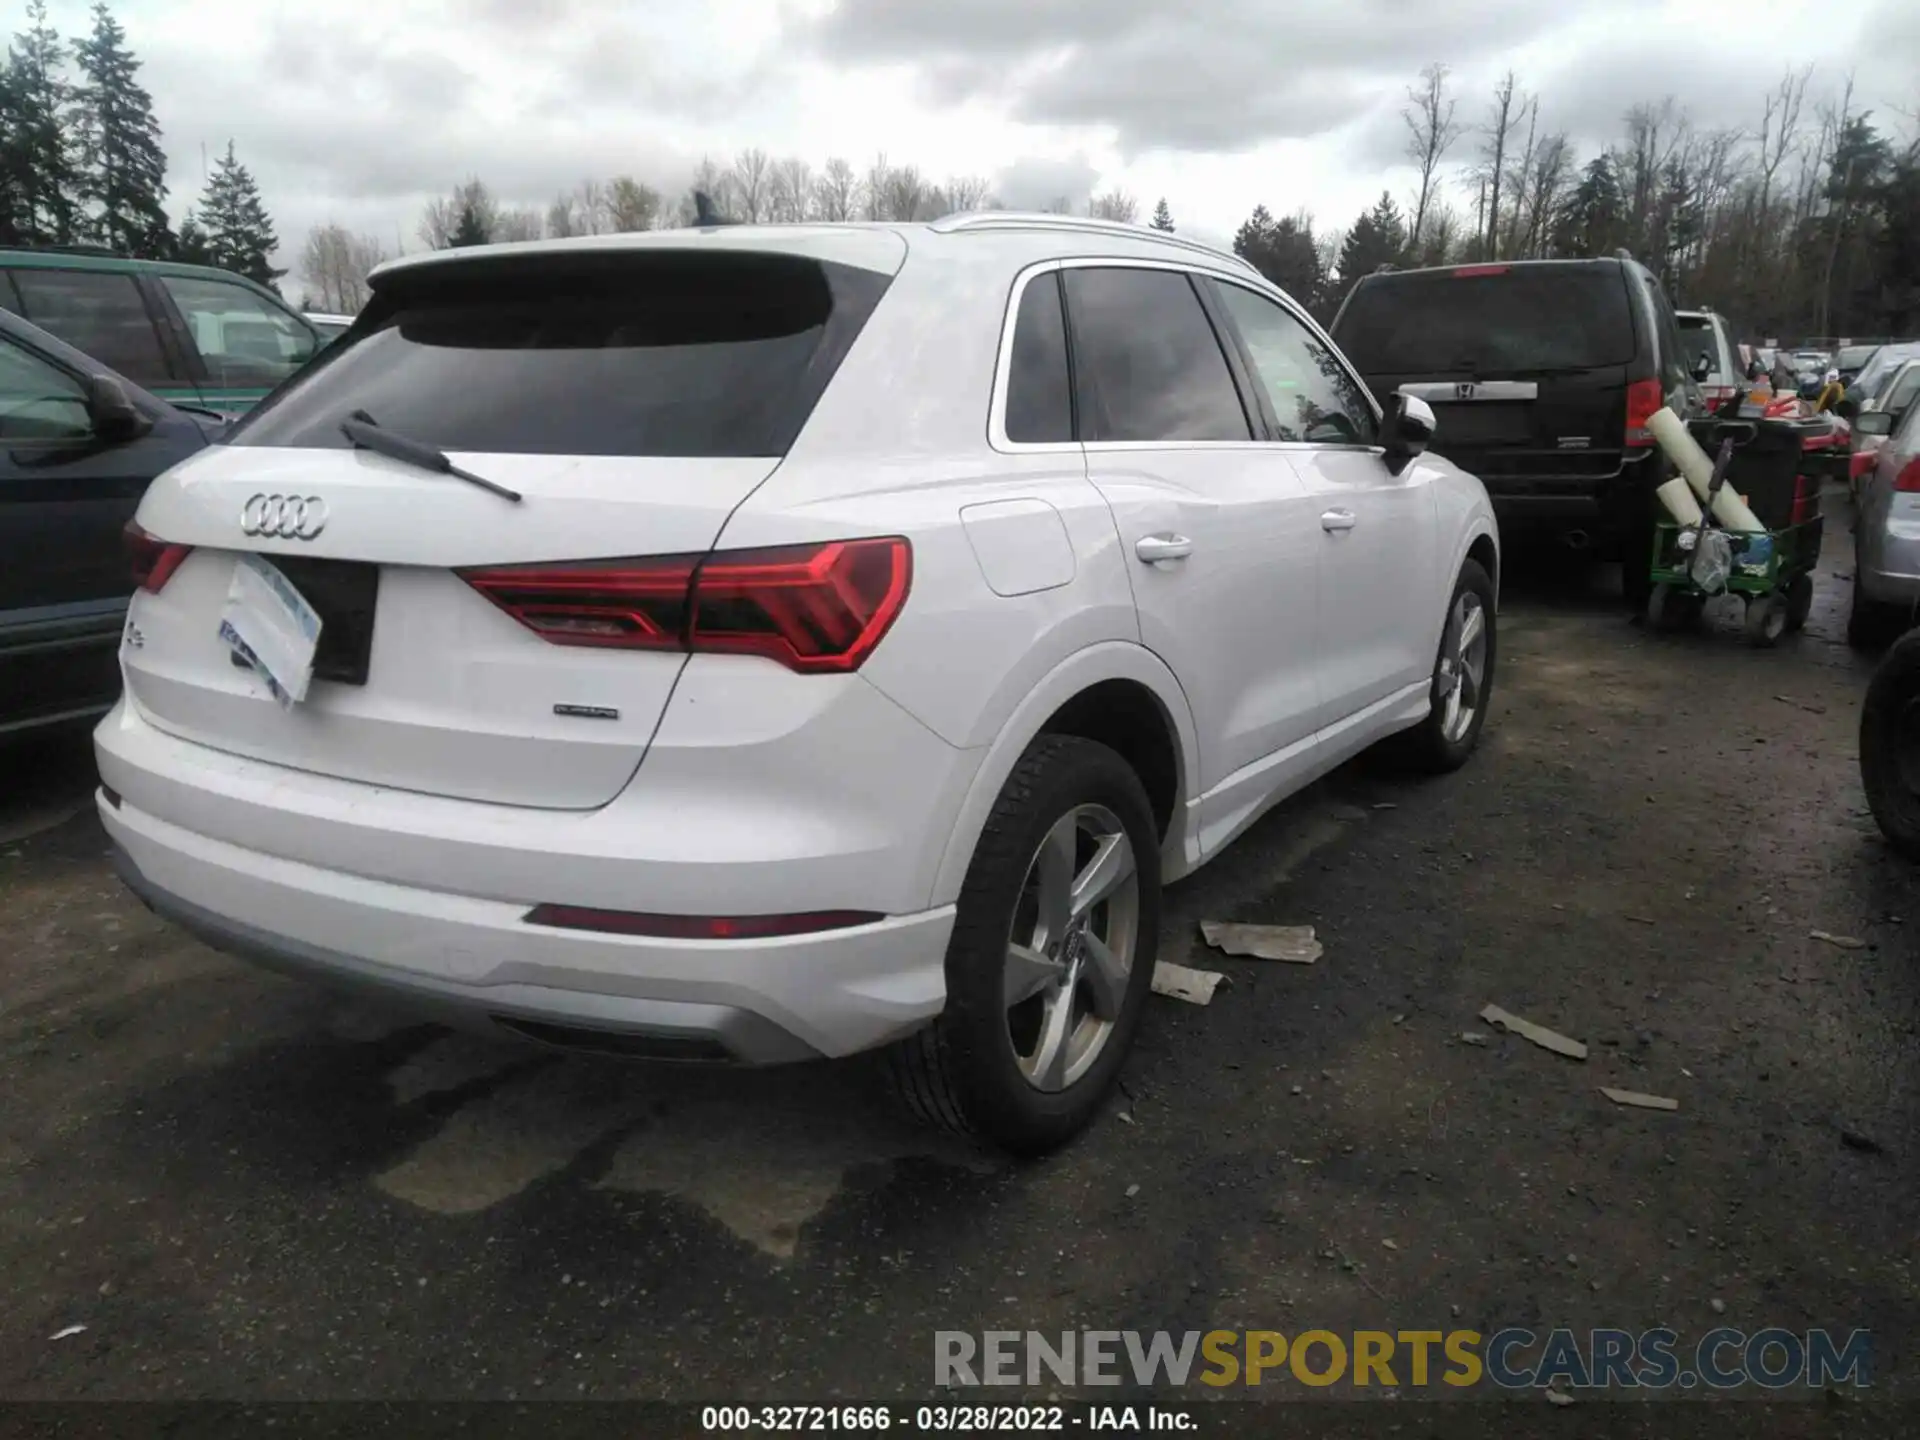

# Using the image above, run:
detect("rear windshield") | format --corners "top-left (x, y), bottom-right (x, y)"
top-left (1676, 315), bottom-right (1723, 369)
top-left (231, 252), bottom-right (890, 457)
top-left (1333, 266), bottom-right (1636, 375)
top-left (1836, 345), bottom-right (1877, 371)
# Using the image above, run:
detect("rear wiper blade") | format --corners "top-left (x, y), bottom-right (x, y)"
top-left (339, 409), bottom-right (522, 502)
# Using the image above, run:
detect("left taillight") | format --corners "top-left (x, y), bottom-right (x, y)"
top-left (1896, 457), bottom-right (1920, 494)
top-left (460, 536), bottom-right (912, 674)
top-left (124, 520), bottom-right (191, 594)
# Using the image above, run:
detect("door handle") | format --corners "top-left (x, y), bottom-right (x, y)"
top-left (1134, 533), bottom-right (1193, 564)
top-left (1320, 509), bottom-right (1358, 532)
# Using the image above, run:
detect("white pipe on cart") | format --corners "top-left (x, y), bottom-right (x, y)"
top-left (1647, 407), bottom-right (1764, 533)
top-left (1656, 476), bottom-right (1704, 526)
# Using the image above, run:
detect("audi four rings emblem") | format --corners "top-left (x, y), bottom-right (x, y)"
top-left (240, 493), bottom-right (328, 539)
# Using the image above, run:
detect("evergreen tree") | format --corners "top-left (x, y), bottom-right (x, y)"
top-left (450, 199), bottom-right (490, 248)
top-left (1335, 192), bottom-right (1407, 296)
top-left (1232, 203), bottom-right (1322, 308)
top-left (73, 2), bottom-right (170, 256)
top-left (1555, 154), bottom-right (1623, 257)
top-left (0, 58), bottom-right (27, 244)
top-left (196, 141), bottom-right (281, 285)
top-left (1150, 197), bottom-right (1173, 232)
top-left (6, 0), bottom-right (81, 244)
top-left (173, 207), bottom-right (210, 264)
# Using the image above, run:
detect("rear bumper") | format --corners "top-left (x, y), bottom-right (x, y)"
top-left (104, 790), bottom-right (954, 1063)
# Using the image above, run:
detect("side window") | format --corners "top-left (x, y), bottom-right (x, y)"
top-left (160, 275), bottom-right (317, 388)
top-left (1646, 282), bottom-right (1690, 393)
top-left (1004, 271), bottom-right (1073, 443)
top-left (1211, 281), bottom-right (1378, 446)
top-left (0, 337), bottom-right (92, 442)
top-left (1885, 367), bottom-right (1920, 418)
top-left (1061, 267), bottom-right (1251, 443)
top-left (9, 268), bottom-right (170, 386)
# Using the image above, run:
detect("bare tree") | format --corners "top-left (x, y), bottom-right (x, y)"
top-left (813, 157), bottom-right (858, 221)
top-left (605, 175), bottom-right (661, 231)
top-left (863, 154), bottom-right (894, 219)
top-left (943, 174), bottom-right (993, 212)
top-left (1403, 62), bottom-right (1463, 251)
top-left (1087, 190), bottom-right (1140, 223)
top-left (881, 162), bottom-right (929, 221)
top-left (728, 148), bottom-right (772, 222)
top-left (1500, 93), bottom-right (1540, 257)
top-left (299, 223), bottom-right (387, 313)
top-left (769, 156), bottom-right (814, 222)
top-left (493, 207), bottom-right (543, 243)
top-left (1757, 65), bottom-right (1813, 223)
top-left (1816, 72), bottom-right (1859, 337)
top-left (1479, 71), bottom-right (1522, 259)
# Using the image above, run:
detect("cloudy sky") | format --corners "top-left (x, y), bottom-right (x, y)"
top-left (50, 0), bottom-right (1920, 293)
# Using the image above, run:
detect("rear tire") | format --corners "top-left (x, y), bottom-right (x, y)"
top-left (1390, 558), bottom-right (1497, 773)
top-left (881, 736), bottom-right (1160, 1155)
top-left (1861, 631), bottom-right (1920, 862)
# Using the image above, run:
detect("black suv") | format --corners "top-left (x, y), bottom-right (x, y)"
top-left (1, 306), bottom-right (220, 737)
top-left (1331, 256), bottom-right (1702, 593)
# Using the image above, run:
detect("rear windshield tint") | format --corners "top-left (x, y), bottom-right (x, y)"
top-left (1676, 316), bottom-right (1722, 365)
top-left (230, 252), bottom-right (890, 457)
top-left (1334, 267), bottom-right (1636, 375)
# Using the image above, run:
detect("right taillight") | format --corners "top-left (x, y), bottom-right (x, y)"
top-left (1896, 457), bottom-right (1920, 493)
top-left (1624, 378), bottom-right (1664, 447)
top-left (124, 520), bottom-right (191, 593)
top-left (460, 536), bottom-right (911, 674)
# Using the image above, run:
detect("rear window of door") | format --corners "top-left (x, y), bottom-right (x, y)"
top-left (160, 274), bottom-right (317, 389)
top-left (1334, 267), bottom-right (1635, 375)
top-left (7, 268), bottom-right (171, 386)
top-left (0, 333), bottom-right (92, 442)
top-left (1002, 271), bottom-right (1073, 443)
top-left (231, 251), bottom-right (891, 457)
top-left (1061, 267), bottom-right (1251, 443)
top-left (1210, 280), bottom-right (1377, 446)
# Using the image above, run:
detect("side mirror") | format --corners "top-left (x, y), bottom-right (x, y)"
top-left (1692, 351), bottom-right (1714, 382)
top-left (1853, 409), bottom-right (1895, 437)
top-left (1382, 392), bottom-right (1436, 476)
top-left (86, 374), bottom-right (150, 442)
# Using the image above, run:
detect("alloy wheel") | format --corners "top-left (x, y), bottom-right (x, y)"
top-left (1002, 804), bottom-right (1140, 1093)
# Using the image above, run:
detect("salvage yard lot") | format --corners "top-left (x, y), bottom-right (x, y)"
top-left (2, 500), bottom-right (1916, 1404)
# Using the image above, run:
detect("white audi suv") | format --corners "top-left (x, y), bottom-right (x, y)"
top-left (99, 214), bottom-right (1498, 1153)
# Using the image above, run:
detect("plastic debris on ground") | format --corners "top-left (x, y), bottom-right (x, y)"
top-left (1478, 1004), bottom-right (1589, 1060)
top-left (1809, 930), bottom-right (1867, 949)
top-left (1151, 962), bottom-right (1224, 1005)
top-left (49, 1325), bottom-right (86, 1341)
top-left (1199, 921), bottom-right (1323, 964)
top-left (1600, 1087), bottom-right (1680, 1112)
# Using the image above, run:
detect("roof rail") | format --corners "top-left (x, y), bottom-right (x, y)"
top-left (930, 211), bottom-right (1258, 276)
top-left (1614, 247), bottom-right (1636, 262)
top-left (2, 241), bottom-right (126, 258)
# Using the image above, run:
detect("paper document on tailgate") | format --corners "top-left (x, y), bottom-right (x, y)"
top-left (218, 553), bottom-right (322, 708)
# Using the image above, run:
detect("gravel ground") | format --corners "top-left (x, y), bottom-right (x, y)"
top-left (0, 492), bottom-right (1912, 1424)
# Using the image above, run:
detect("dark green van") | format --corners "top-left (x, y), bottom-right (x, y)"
top-left (0, 247), bottom-right (322, 417)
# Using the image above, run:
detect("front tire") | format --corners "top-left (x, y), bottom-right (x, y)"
top-left (882, 736), bottom-right (1161, 1155)
top-left (1392, 558), bottom-right (1497, 773)
top-left (1861, 631), bottom-right (1920, 861)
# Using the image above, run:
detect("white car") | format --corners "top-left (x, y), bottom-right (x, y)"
top-left (99, 215), bottom-right (1499, 1153)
